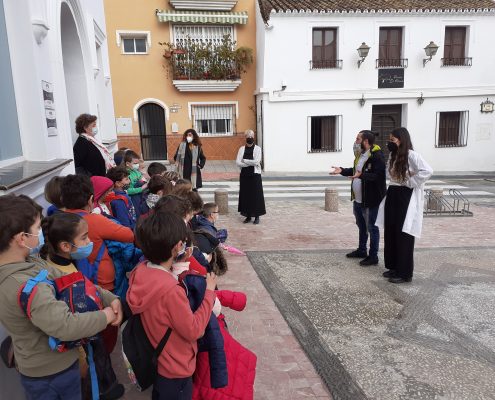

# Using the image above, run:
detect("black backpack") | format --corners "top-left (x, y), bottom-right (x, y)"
top-left (122, 305), bottom-right (172, 391)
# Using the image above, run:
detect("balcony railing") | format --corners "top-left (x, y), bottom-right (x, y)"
top-left (171, 54), bottom-right (241, 80)
top-left (441, 57), bottom-right (472, 67)
top-left (376, 58), bottom-right (408, 69)
top-left (310, 60), bottom-right (343, 69)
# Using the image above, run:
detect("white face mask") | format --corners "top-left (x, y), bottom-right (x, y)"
top-left (132, 163), bottom-right (140, 170)
top-left (353, 142), bottom-right (361, 156)
top-left (91, 127), bottom-right (98, 136)
top-left (186, 136), bottom-right (193, 144)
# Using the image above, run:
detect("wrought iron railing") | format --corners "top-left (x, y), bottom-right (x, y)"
top-left (171, 53), bottom-right (240, 80)
top-left (441, 57), bottom-right (472, 67)
top-left (310, 60), bottom-right (343, 69)
top-left (423, 189), bottom-right (473, 217)
top-left (376, 58), bottom-right (408, 68)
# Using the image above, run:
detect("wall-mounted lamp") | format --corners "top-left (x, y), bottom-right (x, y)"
top-left (423, 41), bottom-right (439, 67)
top-left (357, 42), bottom-right (370, 68)
top-left (359, 94), bottom-right (366, 107)
top-left (417, 92), bottom-right (424, 105)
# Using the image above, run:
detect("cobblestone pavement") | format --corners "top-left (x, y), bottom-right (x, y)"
top-left (117, 198), bottom-right (495, 400)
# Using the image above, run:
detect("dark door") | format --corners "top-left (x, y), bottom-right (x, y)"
top-left (138, 103), bottom-right (167, 160)
top-left (371, 105), bottom-right (402, 154)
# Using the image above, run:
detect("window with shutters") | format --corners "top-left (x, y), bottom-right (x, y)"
top-left (436, 111), bottom-right (469, 147)
top-left (309, 116), bottom-right (342, 152)
top-left (173, 25), bottom-right (234, 47)
top-left (311, 28), bottom-right (341, 69)
top-left (377, 27), bottom-right (407, 68)
top-left (442, 27), bottom-right (471, 66)
top-left (191, 104), bottom-right (236, 136)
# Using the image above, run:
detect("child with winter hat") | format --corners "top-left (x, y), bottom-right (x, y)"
top-left (90, 176), bottom-right (114, 216)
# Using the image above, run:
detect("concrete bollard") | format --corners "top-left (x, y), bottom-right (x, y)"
top-left (427, 188), bottom-right (444, 211)
top-left (325, 188), bottom-right (339, 212)
top-left (214, 188), bottom-right (229, 215)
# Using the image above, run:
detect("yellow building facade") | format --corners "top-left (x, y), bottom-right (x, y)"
top-left (104, 0), bottom-right (257, 161)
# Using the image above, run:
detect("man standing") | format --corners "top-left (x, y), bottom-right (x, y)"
top-left (331, 130), bottom-right (386, 266)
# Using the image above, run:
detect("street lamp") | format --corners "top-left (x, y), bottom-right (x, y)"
top-left (423, 41), bottom-right (439, 67)
top-left (357, 42), bottom-right (370, 68)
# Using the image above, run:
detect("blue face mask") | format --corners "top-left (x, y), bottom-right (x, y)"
top-left (24, 229), bottom-right (44, 255)
top-left (71, 242), bottom-right (94, 260)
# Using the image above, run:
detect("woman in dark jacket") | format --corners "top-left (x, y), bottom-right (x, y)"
top-left (174, 129), bottom-right (206, 190)
top-left (73, 113), bottom-right (114, 176)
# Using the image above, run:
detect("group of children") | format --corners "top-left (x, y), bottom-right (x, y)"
top-left (0, 148), bottom-right (256, 400)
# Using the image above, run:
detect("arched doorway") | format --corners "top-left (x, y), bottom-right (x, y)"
top-left (60, 2), bottom-right (89, 144)
top-left (138, 103), bottom-right (167, 160)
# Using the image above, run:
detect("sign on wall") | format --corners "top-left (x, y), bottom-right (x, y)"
top-left (42, 81), bottom-right (57, 136)
top-left (116, 117), bottom-right (133, 134)
top-left (378, 69), bottom-right (404, 89)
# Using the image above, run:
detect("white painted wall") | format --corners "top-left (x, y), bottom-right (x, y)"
top-left (257, 10), bottom-right (495, 172)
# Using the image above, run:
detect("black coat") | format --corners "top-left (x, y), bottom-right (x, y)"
top-left (341, 146), bottom-right (386, 209)
top-left (73, 135), bottom-right (106, 176)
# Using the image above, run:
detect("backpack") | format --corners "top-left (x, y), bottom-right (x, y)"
top-left (122, 303), bottom-right (172, 391)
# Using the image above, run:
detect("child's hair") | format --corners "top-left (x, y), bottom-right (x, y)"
top-left (60, 175), bottom-right (94, 210)
top-left (114, 149), bottom-right (128, 166)
top-left (201, 203), bottom-right (218, 218)
top-left (147, 162), bottom-right (167, 177)
top-left (44, 176), bottom-right (64, 209)
top-left (0, 195), bottom-right (43, 253)
top-left (155, 195), bottom-right (192, 219)
top-left (171, 179), bottom-right (192, 197)
top-left (185, 191), bottom-right (204, 213)
top-left (164, 171), bottom-right (180, 183)
top-left (123, 150), bottom-right (140, 165)
top-left (135, 211), bottom-right (188, 264)
top-left (40, 213), bottom-right (83, 260)
top-left (148, 175), bottom-right (172, 195)
top-left (106, 166), bottom-right (129, 183)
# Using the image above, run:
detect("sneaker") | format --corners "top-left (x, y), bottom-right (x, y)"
top-left (346, 249), bottom-right (367, 258)
top-left (243, 217), bottom-right (252, 223)
top-left (382, 270), bottom-right (396, 278)
top-left (359, 256), bottom-right (379, 266)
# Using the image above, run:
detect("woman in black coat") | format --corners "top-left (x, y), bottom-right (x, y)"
top-left (173, 129), bottom-right (206, 190)
top-left (73, 113), bottom-right (114, 176)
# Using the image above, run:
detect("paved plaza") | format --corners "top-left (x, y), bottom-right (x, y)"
top-left (117, 175), bottom-right (495, 400)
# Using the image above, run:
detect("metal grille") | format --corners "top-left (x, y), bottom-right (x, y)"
top-left (138, 103), bottom-right (167, 160)
top-left (436, 111), bottom-right (469, 147)
top-left (173, 25), bottom-right (233, 47)
top-left (191, 104), bottom-right (236, 136)
top-left (310, 60), bottom-right (343, 69)
top-left (441, 57), bottom-right (472, 66)
top-left (309, 116), bottom-right (341, 152)
top-left (376, 58), bottom-right (408, 68)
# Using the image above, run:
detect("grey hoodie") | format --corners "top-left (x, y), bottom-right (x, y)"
top-left (0, 258), bottom-right (117, 377)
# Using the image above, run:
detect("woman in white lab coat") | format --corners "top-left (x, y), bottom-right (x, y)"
top-left (378, 127), bottom-right (433, 283)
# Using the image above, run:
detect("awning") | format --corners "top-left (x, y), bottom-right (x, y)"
top-left (156, 10), bottom-right (248, 24)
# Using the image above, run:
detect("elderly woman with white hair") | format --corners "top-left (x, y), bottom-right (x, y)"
top-left (236, 130), bottom-right (266, 224)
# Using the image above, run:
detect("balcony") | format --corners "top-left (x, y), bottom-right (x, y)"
top-left (376, 58), bottom-right (408, 69)
top-left (310, 60), bottom-right (343, 70)
top-left (441, 57), bottom-right (472, 67)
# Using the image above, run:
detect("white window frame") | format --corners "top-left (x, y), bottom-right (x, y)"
top-left (116, 30), bottom-right (151, 54)
top-left (307, 115), bottom-right (343, 153)
top-left (189, 102), bottom-right (238, 137)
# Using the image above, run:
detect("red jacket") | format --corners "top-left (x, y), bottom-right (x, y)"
top-left (127, 262), bottom-right (215, 379)
top-left (193, 290), bottom-right (257, 400)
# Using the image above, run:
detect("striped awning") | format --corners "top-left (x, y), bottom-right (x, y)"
top-left (156, 10), bottom-right (248, 24)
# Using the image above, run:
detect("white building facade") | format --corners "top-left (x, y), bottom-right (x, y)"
top-left (0, 0), bottom-right (117, 205)
top-left (255, 0), bottom-right (495, 172)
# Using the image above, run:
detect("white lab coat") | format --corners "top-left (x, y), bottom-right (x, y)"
top-left (376, 150), bottom-right (433, 238)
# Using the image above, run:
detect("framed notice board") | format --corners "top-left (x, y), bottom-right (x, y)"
top-left (378, 68), bottom-right (404, 89)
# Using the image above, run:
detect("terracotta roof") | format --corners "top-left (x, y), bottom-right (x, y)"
top-left (258, 0), bottom-right (495, 22)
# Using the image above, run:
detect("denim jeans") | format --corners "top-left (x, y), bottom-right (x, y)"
top-left (353, 201), bottom-right (380, 258)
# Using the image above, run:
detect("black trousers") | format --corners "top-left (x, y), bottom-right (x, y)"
top-left (152, 375), bottom-right (192, 400)
top-left (384, 186), bottom-right (415, 279)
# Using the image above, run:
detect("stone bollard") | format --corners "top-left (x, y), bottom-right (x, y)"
top-left (325, 188), bottom-right (339, 212)
top-left (427, 188), bottom-right (444, 211)
top-left (215, 188), bottom-right (229, 215)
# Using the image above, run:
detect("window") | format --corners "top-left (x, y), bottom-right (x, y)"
top-left (436, 111), bottom-right (469, 147)
top-left (116, 31), bottom-right (151, 54)
top-left (443, 27), bottom-right (471, 66)
top-left (378, 27), bottom-right (407, 68)
top-left (309, 116), bottom-right (341, 152)
top-left (311, 28), bottom-right (341, 69)
top-left (173, 25), bottom-right (234, 47)
top-left (191, 104), bottom-right (236, 136)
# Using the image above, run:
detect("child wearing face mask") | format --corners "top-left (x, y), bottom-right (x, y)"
top-left (41, 212), bottom-right (126, 400)
top-left (105, 167), bottom-right (137, 229)
top-left (123, 150), bottom-right (148, 217)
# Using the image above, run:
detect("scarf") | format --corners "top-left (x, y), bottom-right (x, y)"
top-left (81, 134), bottom-right (115, 171)
top-left (176, 142), bottom-right (199, 189)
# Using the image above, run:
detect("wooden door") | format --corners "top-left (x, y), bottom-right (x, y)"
top-left (371, 105), bottom-right (402, 154)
